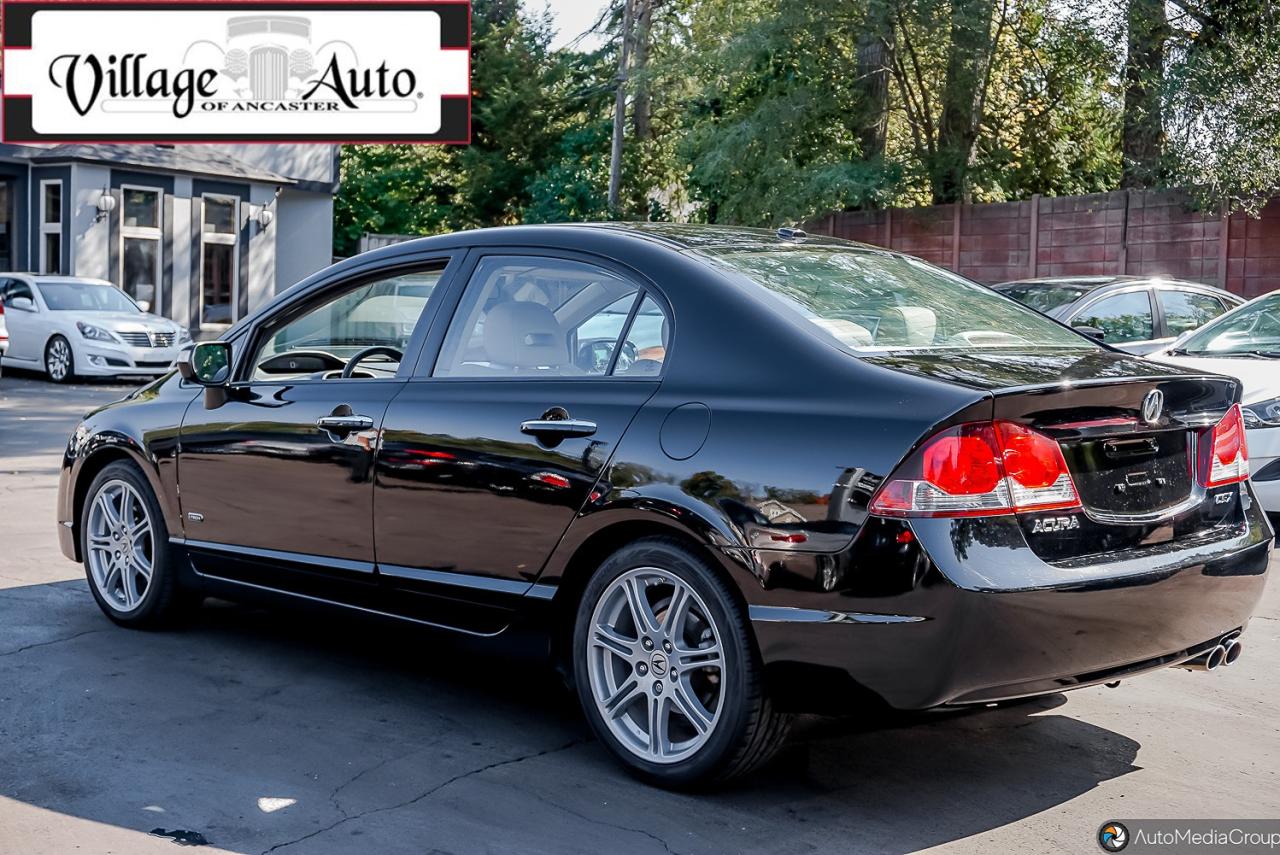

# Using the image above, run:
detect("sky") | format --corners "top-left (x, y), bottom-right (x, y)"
top-left (522, 0), bottom-right (610, 51)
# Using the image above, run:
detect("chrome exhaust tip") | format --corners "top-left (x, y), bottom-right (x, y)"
top-left (1223, 637), bottom-right (1242, 666)
top-left (1182, 644), bottom-right (1227, 672)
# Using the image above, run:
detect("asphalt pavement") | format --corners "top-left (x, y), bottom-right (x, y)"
top-left (1, 369), bottom-right (1277, 854)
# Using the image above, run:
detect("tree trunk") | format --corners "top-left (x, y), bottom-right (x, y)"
top-left (608, 0), bottom-right (637, 212)
top-left (932, 0), bottom-right (997, 203)
top-left (855, 0), bottom-right (894, 160)
top-left (631, 0), bottom-right (653, 142)
top-left (1121, 0), bottom-right (1168, 188)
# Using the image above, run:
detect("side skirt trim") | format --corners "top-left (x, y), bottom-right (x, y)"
top-left (190, 569), bottom-right (506, 639)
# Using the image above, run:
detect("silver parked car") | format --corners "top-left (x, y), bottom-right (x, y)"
top-left (992, 275), bottom-right (1243, 354)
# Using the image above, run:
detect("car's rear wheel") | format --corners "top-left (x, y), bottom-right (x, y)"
top-left (573, 537), bottom-right (792, 787)
top-left (45, 335), bottom-right (74, 383)
top-left (82, 461), bottom-right (197, 628)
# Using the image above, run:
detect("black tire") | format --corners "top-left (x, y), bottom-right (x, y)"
top-left (81, 461), bottom-right (199, 628)
top-left (572, 536), bottom-right (792, 787)
top-left (45, 334), bottom-right (74, 383)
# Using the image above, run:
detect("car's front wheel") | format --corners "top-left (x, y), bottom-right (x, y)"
top-left (45, 334), bottom-right (74, 383)
top-left (573, 537), bottom-right (792, 787)
top-left (82, 461), bottom-right (197, 628)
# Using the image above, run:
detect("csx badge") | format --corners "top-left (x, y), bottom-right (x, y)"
top-left (1031, 515), bottom-right (1081, 533)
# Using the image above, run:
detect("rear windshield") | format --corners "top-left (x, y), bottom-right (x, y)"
top-left (700, 248), bottom-right (1094, 353)
top-left (993, 281), bottom-right (1093, 313)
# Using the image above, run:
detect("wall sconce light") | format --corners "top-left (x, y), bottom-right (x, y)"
top-left (257, 207), bottom-right (274, 229)
top-left (95, 190), bottom-right (116, 222)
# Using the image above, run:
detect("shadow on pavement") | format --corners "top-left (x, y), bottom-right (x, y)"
top-left (0, 577), bottom-right (1140, 855)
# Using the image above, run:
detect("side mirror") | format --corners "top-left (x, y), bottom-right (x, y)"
top-left (8, 296), bottom-right (34, 312)
top-left (1074, 325), bottom-right (1106, 342)
top-left (178, 341), bottom-right (231, 386)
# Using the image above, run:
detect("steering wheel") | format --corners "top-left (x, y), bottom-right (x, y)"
top-left (341, 346), bottom-right (405, 379)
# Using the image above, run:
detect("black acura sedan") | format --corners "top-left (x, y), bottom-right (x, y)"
top-left (58, 224), bottom-right (1272, 786)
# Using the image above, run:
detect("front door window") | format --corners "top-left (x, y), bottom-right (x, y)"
top-left (250, 268), bottom-right (444, 381)
top-left (1073, 291), bottom-right (1155, 344)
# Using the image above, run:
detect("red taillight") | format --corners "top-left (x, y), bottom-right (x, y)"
top-left (870, 420), bottom-right (1081, 518)
top-left (921, 426), bottom-right (1003, 496)
top-left (1200, 404), bottom-right (1249, 487)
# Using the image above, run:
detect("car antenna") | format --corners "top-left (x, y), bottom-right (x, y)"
top-left (776, 227), bottom-right (807, 240)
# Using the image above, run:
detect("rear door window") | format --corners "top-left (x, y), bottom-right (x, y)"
top-left (433, 256), bottom-right (651, 378)
top-left (1072, 291), bottom-right (1154, 343)
top-left (1159, 290), bottom-right (1229, 337)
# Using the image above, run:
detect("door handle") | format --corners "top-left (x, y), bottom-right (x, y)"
top-left (520, 418), bottom-right (597, 439)
top-left (317, 414), bottom-right (374, 434)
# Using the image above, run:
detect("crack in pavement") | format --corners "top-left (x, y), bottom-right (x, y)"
top-left (327, 754), bottom-right (398, 819)
top-left (525, 790), bottom-right (685, 855)
top-left (260, 738), bottom-right (589, 855)
top-left (0, 628), bottom-right (107, 658)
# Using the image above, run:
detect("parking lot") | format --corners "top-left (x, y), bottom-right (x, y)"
top-left (1, 370), bottom-right (1277, 855)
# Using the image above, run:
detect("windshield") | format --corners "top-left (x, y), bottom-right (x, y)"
top-left (38, 282), bottom-right (142, 313)
top-left (994, 281), bottom-right (1094, 313)
top-left (701, 248), bottom-right (1095, 353)
top-left (1174, 293), bottom-right (1280, 356)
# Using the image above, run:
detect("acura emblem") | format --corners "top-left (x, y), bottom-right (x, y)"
top-left (1141, 389), bottom-right (1164, 425)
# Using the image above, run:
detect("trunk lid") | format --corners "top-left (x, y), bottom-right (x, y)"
top-left (866, 349), bottom-right (1248, 561)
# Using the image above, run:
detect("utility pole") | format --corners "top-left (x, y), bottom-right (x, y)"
top-left (607, 0), bottom-right (636, 214)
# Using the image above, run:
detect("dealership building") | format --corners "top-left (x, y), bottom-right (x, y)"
top-left (0, 143), bottom-right (338, 334)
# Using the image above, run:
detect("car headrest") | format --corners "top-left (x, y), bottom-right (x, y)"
top-left (877, 306), bottom-right (937, 347)
top-left (483, 301), bottom-right (568, 369)
top-left (810, 318), bottom-right (874, 348)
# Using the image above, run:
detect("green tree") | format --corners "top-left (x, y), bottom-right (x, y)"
top-left (679, 0), bottom-right (900, 224)
top-left (1163, 0), bottom-right (1280, 211)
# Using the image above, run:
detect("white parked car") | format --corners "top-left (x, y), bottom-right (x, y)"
top-left (0, 275), bottom-right (189, 383)
top-left (1151, 290), bottom-right (1280, 518)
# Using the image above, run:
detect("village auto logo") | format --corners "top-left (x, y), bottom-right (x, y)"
top-left (1, 1), bottom-right (471, 143)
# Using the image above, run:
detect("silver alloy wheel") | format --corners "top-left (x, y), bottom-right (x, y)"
top-left (46, 337), bottom-right (71, 381)
top-left (587, 566), bottom-right (725, 764)
top-left (86, 479), bottom-right (154, 613)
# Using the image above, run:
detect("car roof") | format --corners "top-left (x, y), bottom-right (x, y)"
top-left (994, 275), bottom-right (1138, 290)
top-left (368, 222), bottom-right (876, 256)
top-left (555, 222), bottom-right (870, 252)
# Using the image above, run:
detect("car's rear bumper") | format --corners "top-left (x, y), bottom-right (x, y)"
top-left (747, 493), bottom-right (1272, 711)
